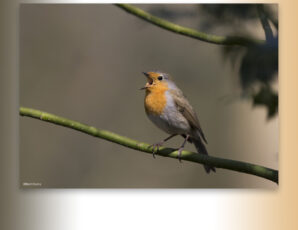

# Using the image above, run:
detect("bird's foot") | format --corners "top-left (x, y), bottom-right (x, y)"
top-left (176, 146), bottom-right (185, 163)
top-left (149, 141), bottom-right (164, 158)
top-left (175, 134), bottom-right (189, 163)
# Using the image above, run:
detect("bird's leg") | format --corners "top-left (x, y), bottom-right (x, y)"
top-left (177, 134), bottom-right (190, 162)
top-left (149, 134), bottom-right (177, 158)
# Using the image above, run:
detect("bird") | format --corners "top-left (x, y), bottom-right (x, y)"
top-left (141, 71), bottom-right (216, 173)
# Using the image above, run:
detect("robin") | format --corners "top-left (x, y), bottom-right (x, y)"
top-left (141, 71), bottom-right (216, 173)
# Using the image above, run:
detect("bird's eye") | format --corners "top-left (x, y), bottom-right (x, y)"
top-left (157, 76), bottom-right (163, 81)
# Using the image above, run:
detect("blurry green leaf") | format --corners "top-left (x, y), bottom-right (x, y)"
top-left (252, 85), bottom-right (278, 119)
top-left (240, 37), bottom-right (278, 89)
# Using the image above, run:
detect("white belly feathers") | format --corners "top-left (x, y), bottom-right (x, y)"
top-left (147, 91), bottom-right (191, 134)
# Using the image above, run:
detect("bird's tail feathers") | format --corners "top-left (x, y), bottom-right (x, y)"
top-left (192, 138), bottom-right (216, 174)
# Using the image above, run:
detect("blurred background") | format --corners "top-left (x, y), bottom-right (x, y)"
top-left (20, 4), bottom-right (278, 188)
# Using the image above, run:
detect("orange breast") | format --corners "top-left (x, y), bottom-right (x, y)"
top-left (144, 89), bottom-right (167, 115)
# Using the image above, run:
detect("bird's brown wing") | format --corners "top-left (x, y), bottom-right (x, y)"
top-left (170, 89), bottom-right (207, 144)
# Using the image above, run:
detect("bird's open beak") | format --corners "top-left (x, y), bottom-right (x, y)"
top-left (140, 72), bottom-right (153, 90)
top-left (142, 72), bottom-right (149, 77)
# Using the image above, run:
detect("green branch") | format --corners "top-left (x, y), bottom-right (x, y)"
top-left (115, 4), bottom-right (264, 46)
top-left (19, 107), bottom-right (278, 184)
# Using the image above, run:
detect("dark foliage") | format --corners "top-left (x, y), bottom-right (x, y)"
top-left (147, 4), bottom-right (278, 118)
top-left (199, 4), bottom-right (278, 118)
top-left (253, 85), bottom-right (278, 119)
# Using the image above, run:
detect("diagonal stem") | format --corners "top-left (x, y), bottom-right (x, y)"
top-left (19, 106), bottom-right (278, 184)
top-left (115, 4), bottom-right (264, 46)
top-left (257, 4), bottom-right (274, 41)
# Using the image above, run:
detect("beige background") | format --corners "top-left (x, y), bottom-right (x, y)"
top-left (19, 4), bottom-right (278, 188)
top-left (3, 1), bottom-right (298, 230)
